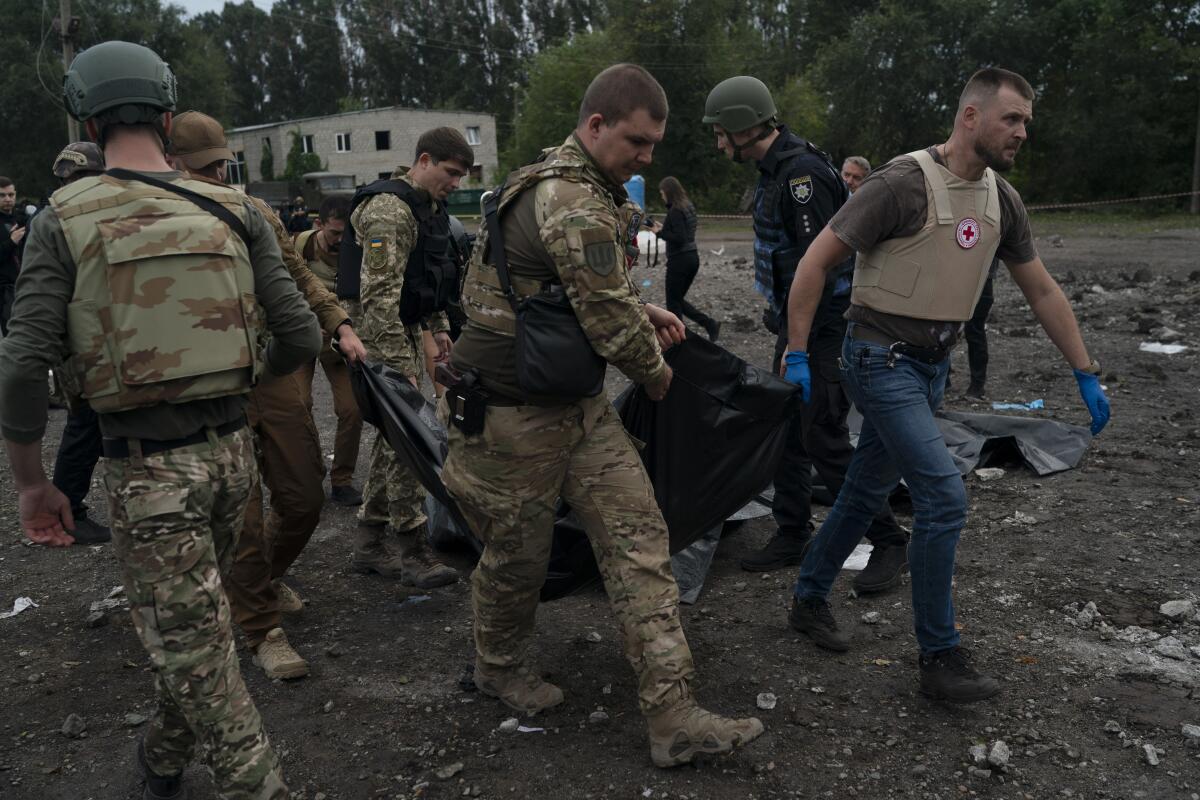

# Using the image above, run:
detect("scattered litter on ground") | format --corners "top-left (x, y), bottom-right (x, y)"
top-left (992, 399), bottom-right (1045, 411)
top-left (0, 597), bottom-right (37, 620)
top-left (756, 692), bottom-right (777, 710)
top-left (517, 725), bottom-right (545, 734)
top-left (975, 467), bottom-right (1005, 481)
top-left (842, 544), bottom-right (872, 571)
top-left (1139, 342), bottom-right (1187, 355)
top-left (435, 762), bottom-right (464, 780)
top-left (400, 595), bottom-right (432, 607)
top-left (641, 279), bottom-right (652, 287)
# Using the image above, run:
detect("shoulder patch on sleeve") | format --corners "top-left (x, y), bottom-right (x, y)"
top-left (789, 175), bottom-right (813, 204)
top-left (580, 226), bottom-right (617, 276)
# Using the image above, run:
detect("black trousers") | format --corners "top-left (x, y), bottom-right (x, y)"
top-left (770, 311), bottom-right (906, 547)
top-left (52, 403), bottom-right (103, 514)
top-left (664, 252), bottom-right (715, 329)
top-left (0, 282), bottom-right (14, 336)
top-left (963, 274), bottom-right (995, 388)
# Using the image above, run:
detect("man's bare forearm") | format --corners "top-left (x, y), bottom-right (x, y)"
top-left (6, 439), bottom-right (47, 489)
top-left (785, 228), bottom-right (854, 352)
top-left (1010, 258), bottom-right (1090, 369)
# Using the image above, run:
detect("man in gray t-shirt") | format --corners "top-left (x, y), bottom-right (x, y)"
top-left (777, 68), bottom-right (1110, 705)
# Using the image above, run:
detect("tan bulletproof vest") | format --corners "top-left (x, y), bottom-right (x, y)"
top-left (295, 228), bottom-right (337, 291)
top-left (851, 149), bottom-right (1001, 321)
top-left (459, 157), bottom-right (593, 338)
top-left (51, 174), bottom-right (263, 413)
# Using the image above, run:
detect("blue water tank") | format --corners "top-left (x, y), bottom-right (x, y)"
top-left (624, 175), bottom-right (646, 209)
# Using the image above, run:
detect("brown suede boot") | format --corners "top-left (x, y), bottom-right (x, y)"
top-left (646, 684), bottom-right (765, 767)
top-left (351, 524), bottom-right (405, 578)
top-left (474, 660), bottom-right (565, 715)
top-left (398, 524), bottom-right (458, 588)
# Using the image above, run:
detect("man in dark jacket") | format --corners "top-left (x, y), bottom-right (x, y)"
top-left (0, 176), bottom-right (28, 335)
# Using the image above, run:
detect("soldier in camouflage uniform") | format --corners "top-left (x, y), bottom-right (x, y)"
top-left (168, 110), bottom-right (369, 682)
top-left (0, 43), bottom-right (321, 799)
top-left (349, 127), bottom-right (472, 588)
top-left (445, 64), bottom-right (764, 768)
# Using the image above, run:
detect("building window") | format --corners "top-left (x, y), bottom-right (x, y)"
top-left (301, 134), bottom-right (315, 154)
top-left (375, 131), bottom-right (391, 151)
top-left (465, 126), bottom-right (481, 146)
top-left (336, 132), bottom-right (352, 153)
top-left (228, 151), bottom-right (247, 184)
top-left (469, 165), bottom-right (483, 182)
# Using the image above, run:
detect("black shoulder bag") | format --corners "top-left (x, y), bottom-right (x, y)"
top-left (483, 192), bottom-right (606, 398)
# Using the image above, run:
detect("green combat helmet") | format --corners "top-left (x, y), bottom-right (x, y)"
top-left (62, 41), bottom-right (176, 135)
top-left (703, 76), bottom-right (778, 162)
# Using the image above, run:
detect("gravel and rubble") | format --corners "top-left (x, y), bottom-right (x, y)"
top-left (1, 223), bottom-right (1199, 798)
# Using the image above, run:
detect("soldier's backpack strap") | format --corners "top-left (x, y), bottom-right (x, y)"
top-left (481, 189), bottom-right (521, 315)
top-left (105, 168), bottom-right (253, 249)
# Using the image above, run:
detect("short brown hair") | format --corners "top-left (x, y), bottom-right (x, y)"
top-left (318, 195), bottom-right (350, 223)
top-left (958, 68), bottom-right (1035, 113)
top-left (415, 127), bottom-right (474, 169)
top-left (578, 64), bottom-right (669, 127)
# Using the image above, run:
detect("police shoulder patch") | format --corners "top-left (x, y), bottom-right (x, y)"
top-left (789, 175), bottom-right (813, 204)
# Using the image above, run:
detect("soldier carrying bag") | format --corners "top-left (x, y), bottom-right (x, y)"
top-left (482, 192), bottom-right (606, 398)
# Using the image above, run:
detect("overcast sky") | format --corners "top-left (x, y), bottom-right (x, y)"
top-left (178, 0), bottom-right (273, 16)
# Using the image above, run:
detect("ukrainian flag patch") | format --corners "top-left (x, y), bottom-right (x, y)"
top-left (369, 238), bottom-right (384, 248)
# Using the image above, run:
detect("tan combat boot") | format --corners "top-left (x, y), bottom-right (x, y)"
top-left (252, 628), bottom-right (309, 680)
top-left (646, 685), bottom-right (764, 767)
top-left (351, 523), bottom-right (406, 578)
top-left (398, 524), bottom-right (458, 589)
top-left (474, 660), bottom-right (565, 715)
top-left (273, 580), bottom-right (304, 613)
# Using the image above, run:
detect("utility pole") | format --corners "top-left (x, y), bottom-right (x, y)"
top-left (1192, 77), bottom-right (1200, 215)
top-left (57, 0), bottom-right (80, 143)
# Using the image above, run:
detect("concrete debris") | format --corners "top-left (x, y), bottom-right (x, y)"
top-left (861, 611), bottom-right (882, 625)
top-left (1153, 637), bottom-right (1190, 661)
top-left (756, 693), bottom-right (777, 710)
top-left (1103, 720), bottom-right (1122, 733)
top-left (435, 762), bottom-right (464, 780)
top-left (1074, 601), bottom-right (1100, 629)
top-left (498, 718), bottom-right (520, 734)
top-left (968, 767), bottom-right (993, 779)
top-left (968, 744), bottom-right (988, 765)
top-left (974, 468), bottom-right (1005, 482)
top-left (585, 631), bottom-right (602, 643)
top-left (123, 712), bottom-right (149, 727)
top-left (1114, 626), bottom-right (1161, 644)
top-left (1142, 743), bottom-right (1160, 766)
top-left (1004, 510), bottom-right (1037, 526)
top-left (1181, 723), bottom-right (1200, 740)
top-left (1159, 599), bottom-right (1196, 620)
top-left (61, 714), bottom-right (86, 739)
top-left (588, 710), bottom-right (610, 725)
top-left (987, 740), bottom-right (1011, 768)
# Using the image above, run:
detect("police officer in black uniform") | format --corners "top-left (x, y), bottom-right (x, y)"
top-left (703, 76), bottom-right (909, 592)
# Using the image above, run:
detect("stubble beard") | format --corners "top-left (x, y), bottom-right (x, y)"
top-left (975, 139), bottom-right (1017, 172)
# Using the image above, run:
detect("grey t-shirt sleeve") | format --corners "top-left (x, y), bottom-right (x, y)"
top-left (242, 200), bottom-right (322, 376)
top-left (995, 178), bottom-right (1037, 265)
top-left (0, 208), bottom-right (73, 443)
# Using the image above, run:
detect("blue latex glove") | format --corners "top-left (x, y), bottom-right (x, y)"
top-left (783, 350), bottom-right (811, 402)
top-left (1073, 368), bottom-right (1110, 435)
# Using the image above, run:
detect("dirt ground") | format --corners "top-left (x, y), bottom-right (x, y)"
top-left (2, 217), bottom-right (1199, 800)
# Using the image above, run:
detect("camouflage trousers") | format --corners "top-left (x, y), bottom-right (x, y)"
top-left (102, 426), bottom-right (287, 799)
top-left (358, 328), bottom-right (427, 531)
top-left (441, 394), bottom-right (695, 715)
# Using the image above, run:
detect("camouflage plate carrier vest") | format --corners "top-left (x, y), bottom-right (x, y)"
top-left (460, 152), bottom-right (627, 338)
top-left (51, 174), bottom-right (263, 413)
top-left (851, 149), bottom-right (1001, 322)
top-left (295, 228), bottom-right (338, 292)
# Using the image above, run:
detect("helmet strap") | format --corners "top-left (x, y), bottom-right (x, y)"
top-left (731, 122), bottom-right (777, 163)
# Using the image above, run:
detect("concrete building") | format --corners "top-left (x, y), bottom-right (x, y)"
top-left (225, 106), bottom-right (498, 188)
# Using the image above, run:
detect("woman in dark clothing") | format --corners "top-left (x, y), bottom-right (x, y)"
top-left (651, 177), bottom-right (720, 341)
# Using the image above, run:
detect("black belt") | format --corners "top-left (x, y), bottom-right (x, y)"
top-left (848, 324), bottom-right (950, 365)
top-left (102, 418), bottom-right (246, 459)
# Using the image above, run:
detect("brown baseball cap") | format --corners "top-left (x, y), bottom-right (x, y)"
top-left (169, 110), bottom-right (234, 169)
top-left (52, 142), bottom-right (105, 179)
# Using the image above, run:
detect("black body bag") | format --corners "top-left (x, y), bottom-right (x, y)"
top-left (483, 192), bottom-right (606, 398)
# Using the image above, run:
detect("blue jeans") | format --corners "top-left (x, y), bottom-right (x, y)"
top-left (793, 334), bottom-right (965, 653)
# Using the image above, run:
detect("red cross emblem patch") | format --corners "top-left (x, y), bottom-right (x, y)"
top-left (956, 218), bottom-right (980, 249)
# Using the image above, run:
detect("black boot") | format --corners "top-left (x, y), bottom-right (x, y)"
top-left (704, 319), bottom-right (721, 343)
top-left (70, 513), bottom-right (111, 545)
top-left (965, 381), bottom-right (986, 399)
top-left (852, 542), bottom-right (908, 594)
top-left (919, 647), bottom-right (1001, 703)
top-left (137, 739), bottom-right (185, 800)
top-left (739, 532), bottom-right (810, 572)
top-left (330, 484), bottom-right (364, 507)
top-left (788, 596), bottom-right (850, 652)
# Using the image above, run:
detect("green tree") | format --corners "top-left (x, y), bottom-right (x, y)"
top-left (283, 130), bottom-right (324, 178)
top-left (260, 140), bottom-right (275, 181)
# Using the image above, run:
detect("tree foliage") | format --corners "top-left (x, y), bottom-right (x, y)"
top-left (0, 0), bottom-right (1196, 207)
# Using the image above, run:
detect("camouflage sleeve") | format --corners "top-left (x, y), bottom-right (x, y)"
top-left (353, 193), bottom-right (422, 377)
top-left (535, 179), bottom-right (665, 385)
top-left (427, 310), bottom-right (450, 334)
top-left (248, 195), bottom-right (349, 336)
top-left (0, 208), bottom-right (72, 443)
top-left (242, 202), bottom-right (323, 375)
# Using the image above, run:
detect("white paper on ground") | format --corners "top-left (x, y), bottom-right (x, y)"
top-left (0, 597), bottom-right (38, 620)
top-left (842, 544), bottom-right (873, 571)
top-left (1139, 341), bottom-right (1188, 354)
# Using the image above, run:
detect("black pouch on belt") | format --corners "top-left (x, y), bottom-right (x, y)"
top-left (437, 364), bottom-right (488, 435)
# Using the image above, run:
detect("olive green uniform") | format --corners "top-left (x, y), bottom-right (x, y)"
top-left (446, 135), bottom-right (696, 714)
top-left (0, 171), bottom-right (321, 799)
